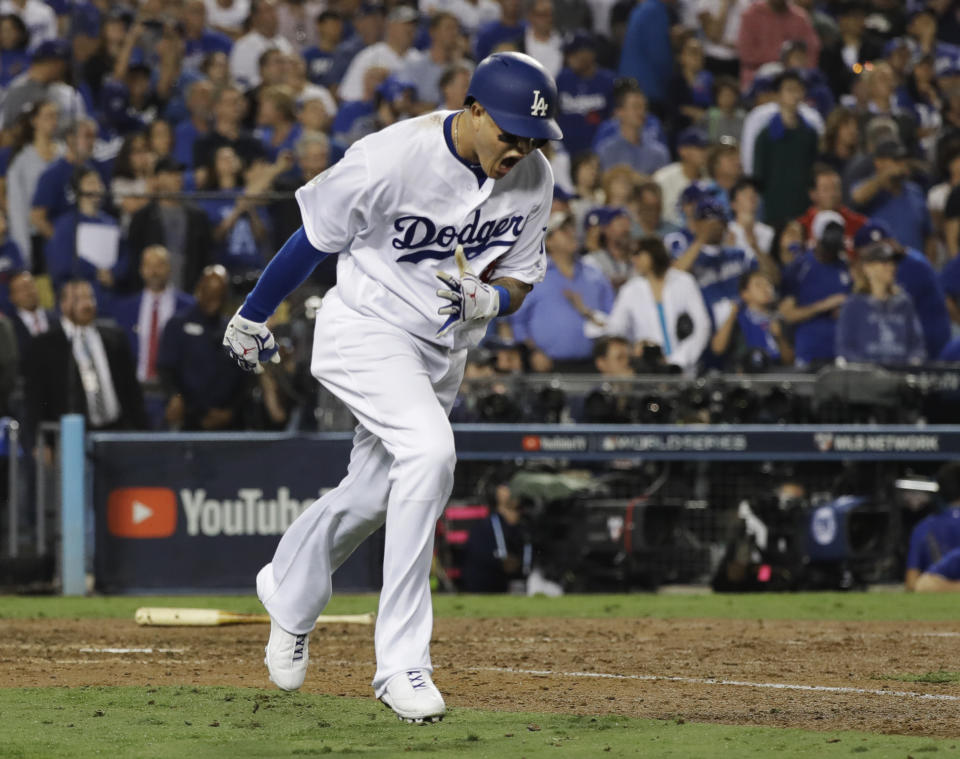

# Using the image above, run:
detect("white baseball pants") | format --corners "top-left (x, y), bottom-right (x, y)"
top-left (258, 290), bottom-right (465, 696)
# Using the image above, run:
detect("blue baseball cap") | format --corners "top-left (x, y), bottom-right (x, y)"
top-left (72, 2), bottom-right (101, 38)
top-left (375, 75), bottom-right (416, 103)
top-left (853, 219), bottom-right (894, 249)
top-left (127, 48), bottom-right (151, 73)
top-left (749, 62), bottom-right (784, 99)
top-left (564, 30), bottom-right (594, 55)
top-left (694, 197), bottom-right (728, 221)
top-left (677, 127), bottom-right (708, 148)
top-left (32, 38), bottom-right (70, 62)
top-left (883, 37), bottom-right (910, 58)
top-left (679, 183), bottom-right (705, 206)
top-left (357, 2), bottom-right (385, 14)
top-left (585, 206), bottom-right (629, 228)
top-left (936, 56), bottom-right (960, 78)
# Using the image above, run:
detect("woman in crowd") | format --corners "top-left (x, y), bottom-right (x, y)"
top-left (0, 14), bottom-right (29, 88)
top-left (569, 152), bottom-right (603, 237)
top-left (836, 241), bottom-right (926, 366)
top-left (148, 120), bottom-right (176, 166)
top-left (6, 99), bottom-right (60, 273)
top-left (712, 270), bottom-right (793, 371)
top-left (818, 106), bottom-right (860, 177)
top-left (45, 166), bottom-right (127, 298)
top-left (255, 85), bottom-right (302, 163)
top-left (110, 131), bottom-right (156, 232)
top-left (606, 236), bottom-right (710, 374)
top-left (667, 31), bottom-right (713, 138)
top-left (706, 75), bottom-right (744, 144)
top-left (199, 145), bottom-right (271, 277)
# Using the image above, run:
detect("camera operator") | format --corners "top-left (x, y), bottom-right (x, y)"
top-left (915, 546), bottom-right (960, 592)
top-left (461, 481), bottom-right (531, 593)
top-left (906, 461), bottom-right (960, 591)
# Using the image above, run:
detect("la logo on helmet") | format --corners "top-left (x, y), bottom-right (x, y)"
top-left (530, 90), bottom-right (548, 117)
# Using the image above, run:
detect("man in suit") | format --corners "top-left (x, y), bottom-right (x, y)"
top-left (108, 246), bottom-right (194, 383)
top-left (6, 271), bottom-right (54, 355)
top-left (126, 158), bottom-right (213, 294)
top-left (25, 279), bottom-right (146, 430)
top-left (158, 265), bottom-right (246, 430)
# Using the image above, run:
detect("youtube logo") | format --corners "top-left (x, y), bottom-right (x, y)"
top-left (107, 488), bottom-right (177, 538)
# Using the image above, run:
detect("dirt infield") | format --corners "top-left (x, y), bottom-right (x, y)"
top-left (2, 617), bottom-right (959, 737)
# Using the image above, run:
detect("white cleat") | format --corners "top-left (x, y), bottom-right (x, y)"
top-left (256, 565), bottom-right (309, 691)
top-left (380, 670), bottom-right (446, 724)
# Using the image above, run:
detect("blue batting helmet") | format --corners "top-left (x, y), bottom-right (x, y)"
top-left (466, 52), bottom-right (563, 141)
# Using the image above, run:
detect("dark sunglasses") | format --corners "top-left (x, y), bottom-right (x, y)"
top-left (497, 131), bottom-right (549, 150)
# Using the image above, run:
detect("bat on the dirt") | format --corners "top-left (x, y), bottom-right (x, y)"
top-left (134, 607), bottom-right (375, 627)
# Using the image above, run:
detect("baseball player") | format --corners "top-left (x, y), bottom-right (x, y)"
top-left (222, 52), bottom-right (560, 724)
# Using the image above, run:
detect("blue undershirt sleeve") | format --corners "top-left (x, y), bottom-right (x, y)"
top-left (239, 226), bottom-right (332, 322)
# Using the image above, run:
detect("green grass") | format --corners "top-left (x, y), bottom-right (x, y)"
top-left (0, 591), bottom-right (958, 623)
top-left (876, 671), bottom-right (960, 684)
top-left (0, 686), bottom-right (956, 759)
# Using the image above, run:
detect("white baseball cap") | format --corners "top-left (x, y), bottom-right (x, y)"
top-left (811, 210), bottom-right (845, 241)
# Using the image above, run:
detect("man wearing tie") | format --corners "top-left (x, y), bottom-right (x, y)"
top-left (25, 279), bottom-right (146, 430)
top-left (7, 271), bottom-right (53, 354)
top-left (109, 246), bottom-right (194, 384)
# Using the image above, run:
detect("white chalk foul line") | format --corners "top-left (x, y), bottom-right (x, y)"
top-left (78, 647), bottom-right (186, 654)
top-left (470, 666), bottom-right (960, 703)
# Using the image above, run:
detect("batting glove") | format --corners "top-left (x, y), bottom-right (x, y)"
top-left (223, 311), bottom-right (281, 373)
top-left (436, 245), bottom-right (500, 337)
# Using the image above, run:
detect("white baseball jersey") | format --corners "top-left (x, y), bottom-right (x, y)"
top-left (295, 110), bottom-right (553, 351)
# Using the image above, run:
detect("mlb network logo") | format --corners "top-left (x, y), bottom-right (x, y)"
top-left (107, 488), bottom-right (177, 538)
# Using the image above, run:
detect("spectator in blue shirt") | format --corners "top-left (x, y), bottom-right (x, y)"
top-left (44, 166), bottom-right (127, 300)
top-left (853, 220), bottom-right (951, 359)
top-left (173, 79), bottom-right (214, 170)
top-left (595, 85), bottom-right (670, 174)
top-left (851, 139), bottom-right (934, 256)
top-left (0, 14), bottom-right (30, 89)
top-left (666, 32), bottom-right (714, 139)
top-left (399, 12), bottom-right (464, 108)
top-left (915, 547), bottom-right (960, 591)
top-left (672, 196), bottom-right (757, 327)
top-left (475, 0), bottom-right (524, 61)
top-left (592, 78), bottom-right (668, 151)
top-left (0, 207), bottom-right (24, 312)
top-left (940, 251), bottom-right (960, 328)
top-left (618, 0), bottom-right (672, 107)
top-left (158, 264), bottom-right (246, 431)
top-left (255, 85), bottom-right (303, 163)
top-left (778, 210), bottom-right (853, 368)
top-left (712, 270), bottom-right (794, 372)
top-left (198, 146), bottom-right (272, 277)
top-left (906, 461), bottom-right (960, 590)
top-left (556, 31), bottom-right (615, 158)
top-left (836, 241), bottom-right (926, 366)
top-left (181, 0), bottom-right (233, 77)
top-left (510, 211), bottom-right (614, 371)
top-left (31, 116), bottom-right (102, 244)
top-left (304, 11), bottom-right (349, 90)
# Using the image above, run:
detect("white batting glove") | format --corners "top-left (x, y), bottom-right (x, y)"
top-left (436, 245), bottom-right (500, 337)
top-left (223, 311), bottom-right (281, 374)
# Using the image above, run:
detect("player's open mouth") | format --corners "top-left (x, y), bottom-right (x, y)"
top-left (497, 156), bottom-right (520, 176)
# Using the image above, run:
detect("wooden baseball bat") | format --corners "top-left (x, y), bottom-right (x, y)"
top-left (134, 607), bottom-right (375, 627)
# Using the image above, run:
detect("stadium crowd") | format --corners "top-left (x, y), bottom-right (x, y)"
top-left (0, 0), bottom-right (960, 431)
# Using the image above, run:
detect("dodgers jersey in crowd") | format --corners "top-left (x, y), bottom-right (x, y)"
top-left (295, 110), bottom-right (552, 351)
